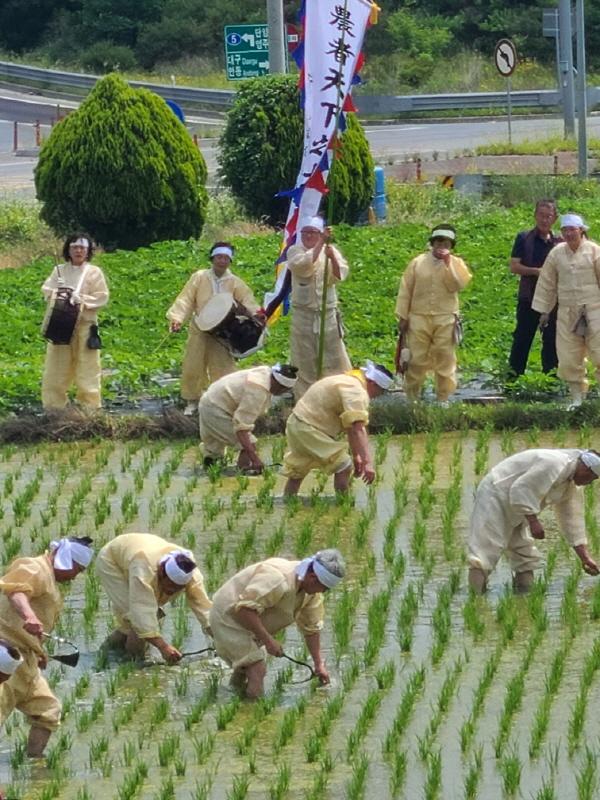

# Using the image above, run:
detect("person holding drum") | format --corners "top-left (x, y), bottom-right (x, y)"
top-left (167, 242), bottom-right (266, 415)
top-left (286, 217), bottom-right (351, 400)
top-left (198, 363), bottom-right (298, 472)
top-left (41, 234), bottom-right (109, 410)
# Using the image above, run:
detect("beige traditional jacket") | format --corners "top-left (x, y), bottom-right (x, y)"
top-left (484, 449), bottom-right (587, 546)
top-left (395, 251), bottom-right (472, 319)
top-left (166, 269), bottom-right (260, 326)
top-left (287, 244), bottom-right (348, 311)
top-left (97, 533), bottom-right (212, 638)
top-left (42, 262), bottom-right (109, 324)
top-left (292, 370), bottom-right (369, 438)
top-left (212, 558), bottom-right (324, 635)
top-left (201, 366), bottom-right (272, 432)
top-left (532, 240), bottom-right (600, 313)
top-left (0, 555), bottom-right (63, 657)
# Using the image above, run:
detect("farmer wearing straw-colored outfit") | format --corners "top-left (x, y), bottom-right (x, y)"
top-left (166, 242), bottom-right (264, 415)
top-left (282, 362), bottom-right (393, 496)
top-left (286, 217), bottom-right (351, 400)
top-left (41, 234), bottom-right (109, 410)
top-left (532, 213), bottom-right (600, 409)
top-left (96, 533), bottom-right (212, 662)
top-left (395, 224), bottom-right (472, 405)
top-left (210, 550), bottom-right (345, 698)
top-left (467, 449), bottom-right (600, 594)
top-left (0, 639), bottom-right (23, 800)
top-left (0, 537), bottom-right (94, 757)
top-left (198, 364), bottom-right (298, 471)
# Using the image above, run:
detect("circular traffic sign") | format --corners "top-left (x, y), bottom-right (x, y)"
top-left (226, 32), bottom-right (242, 46)
top-left (494, 39), bottom-right (517, 77)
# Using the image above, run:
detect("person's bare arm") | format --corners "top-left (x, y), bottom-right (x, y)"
top-left (233, 607), bottom-right (283, 656)
top-left (236, 430), bottom-right (263, 471)
top-left (304, 631), bottom-right (329, 684)
top-left (8, 592), bottom-right (43, 637)
top-left (510, 258), bottom-right (540, 277)
top-left (346, 421), bottom-right (375, 484)
top-left (144, 635), bottom-right (182, 664)
top-left (574, 544), bottom-right (600, 575)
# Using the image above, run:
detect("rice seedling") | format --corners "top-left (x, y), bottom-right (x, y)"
top-left (463, 747), bottom-right (483, 800)
top-left (396, 581), bottom-right (422, 652)
top-left (121, 740), bottom-right (136, 768)
top-left (345, 751), bottom-right (368, 800)
top-left (77, 787), bottom-right (92, 800)
top-left (576, 746), bottom-right (598, 800)
top-left (499, 748), bottom-right (522, 797)
top-left (226, 771), bottom-right (251, 800)
top-left (155, 774), bottom-right (176, 800)
top-left (216, 697), bottom-right (241, 730)
top-left (191, 732), bottom-right (215, 765)
top-left (423, 749), bottom-right (442, 800)
top-left (45, 731), bottom-right (72, 770)
top-left (268, 762), bottom-right (291, 800)
top-left (347, 688), bottom-right (384, 760)
top-left (9, 736), bottom-right (26, 770)
top-left (88, 735), bottom-right (109, 769)
top-left (474, 425), bottom-right (492, 478)
top-left (265, 521), bottom-right (286, 557)
top-left (431, 582), bottom-right (454, 665)
top-left (120, 490), bottom-right (139, 523)
top-left (363, 587), bottom-right (391, 666)
top-left (383, 666), bottom-right (426, 757)
top-left (274, 699), bottom-right (307, 753)
top-left (495, 589), bottom-right (519, 642)
top-left (332, 584), bottom-right (360, 655)
top-left (534, 778), bottom-right (557, 800)
top-left (460, 643), bottom-right (502, 753)
top-left (116, 760), bottom-right (149, 800)
top-left (157, 734), bottom-right (180, 767)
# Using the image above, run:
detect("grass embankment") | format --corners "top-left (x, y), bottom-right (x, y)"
top-left (3, 179), bottom-right (600, 425)
top-left (476, 136), bottom-right (600, 157)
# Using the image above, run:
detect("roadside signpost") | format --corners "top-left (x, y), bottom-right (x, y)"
top-left (494, 39), bottom-right (517, 144)
top-left (224, 24), bottom-right (270, 80)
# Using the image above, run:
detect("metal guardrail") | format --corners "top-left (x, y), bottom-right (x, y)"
top-left (2, 60), bottom-right (600, 114)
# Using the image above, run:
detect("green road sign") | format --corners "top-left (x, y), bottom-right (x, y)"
top-left (224, 24), bottom-right (270, 80)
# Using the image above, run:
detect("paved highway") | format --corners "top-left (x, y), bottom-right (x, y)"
top-left (2, 88), bottom-right (600, 197)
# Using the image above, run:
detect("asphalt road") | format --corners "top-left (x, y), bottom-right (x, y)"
top-left (2, 88), bottom-right (599, 197)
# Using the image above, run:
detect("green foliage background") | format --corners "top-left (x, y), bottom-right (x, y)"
top-left (35, 73), bottom-right (208, 250)
top-left (5, 195), bottom-right (600, 412)
top-left (218, 75), bottom-right (374, 225)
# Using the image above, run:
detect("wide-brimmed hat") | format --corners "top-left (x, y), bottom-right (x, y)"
top-left (194, 293), bottom-right (234, 331)
top-left (560, 213), bottom-right (589, 230)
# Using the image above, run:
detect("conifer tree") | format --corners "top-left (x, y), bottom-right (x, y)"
top-left (35, 73), bottom-right (208, 250)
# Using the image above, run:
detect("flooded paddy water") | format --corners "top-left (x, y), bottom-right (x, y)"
top-left (1, 427), bottom-right (600, 799)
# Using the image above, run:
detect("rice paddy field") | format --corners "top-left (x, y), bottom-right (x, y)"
top-left (2, 425), bottom-right (600, 800)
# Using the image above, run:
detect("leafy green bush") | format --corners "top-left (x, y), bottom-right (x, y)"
top-left (218, 74), bottom-right (374, 225)
top-left (34, 73), bottom-right (208, 250)
top-left (0, 201), bottom-right (49, 247)
top-left (80, 42), bottom-right (137, 73)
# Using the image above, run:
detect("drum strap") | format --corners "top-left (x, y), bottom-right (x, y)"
top-left (209, 270), bottom-right (231, 295)
top-left (55, 262), bottom-right (90, 295)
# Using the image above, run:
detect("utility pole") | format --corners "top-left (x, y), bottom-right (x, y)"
top-left (267, 0), bottom-right (286, 74)
top-left (558, 0), bottom-right (576, 137)
top-left (575, 0), bottom-right (588, 177)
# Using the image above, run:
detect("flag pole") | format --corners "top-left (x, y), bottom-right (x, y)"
top-left (316, 0), bottom-right (351, 379)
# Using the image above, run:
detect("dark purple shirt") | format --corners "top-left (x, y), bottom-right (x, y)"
top-left (511, 227), bottom-right (561, 302)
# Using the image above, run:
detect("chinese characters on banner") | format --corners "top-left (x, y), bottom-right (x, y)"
top-left (265, 0), bottom-right (376, 320)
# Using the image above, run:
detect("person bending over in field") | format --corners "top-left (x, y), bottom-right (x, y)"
top-left (468, 449), bottom-right (600, 594)
top-left (282, 361), bottom-right (393, 496)
top-left (0, 537), bottom-right (94, 757)
top-left (210, 549), bottom-right (345, 698)
top-left (0, 638), bottom-right (23, 800)
top-left (198, 363), bottom-right (298, 472)
top-left (395, 224), bottom-right (472, 406)
top-left (96, 533), bottom-right (212, 663)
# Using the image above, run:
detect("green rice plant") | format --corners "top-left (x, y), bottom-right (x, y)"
top-left (226, 772), bottom-right (251, 800)
top-left (352, 510), bottom-right (371, 549)
top-left (396, 581), bottom-right (421, 652)
top-left (347, 687), bottom-right (384, 760)
top-left (576, 746), bottom-right (598, 800)
top-left (411, 514), bottom-right (428, 563)
top-left (389, 749), bottom-right (407, 797)
top-left (121, 740), bottom-right (136, 768)
top-left (363, 587), bottom-right (391, 666)
top-left (274, 700), bottom-right (306, 752)
top-left (460, 647), bottom-right (506, 751)
top-left (494, 670), bottom-right (526, 757)
top-left (88, 734), bottom-right (109, 769)
top-left (332, 585), bottom-right (360, 655)
top-left (45, 731), bottom-right (72, 770)
top-left (375, 661), bottom-right (396, 691)
top-left (174, 666), bottom-right (189, 698)
top-left (9, 735), bottom-right (27, 769)
top-left (157, 734), bottom-right (180, 767)
top-left (174, 758), bottom-right (186, 777)
top-left (154, 774), bottom-right (175, 800)
top-left (345, 751), bottom-right (368, 800)
top-left (560, 568), bottom-right (581, 638)
top-left (191, 776), bottom-right (214, 800)
top-left (268, 761), bottom-right (291, 800)
top-left (383, 667), bottom-right (426, 757)
top-left (116, 760), bottom-right (149, 800)
top-left (77, 787), bottom-right (92, 800)
top-left (265, 521), bottom-right (286, 557)
top-left (191, 732), bottom-right (215, 765)
top-left (534, 778), bottom-right (557, 800)
top-left (431, 582), bottom-right (454, 665)
top-left (474, 425), bottom-right (492, 478)
top-left (500, 428), bottom-right (517, 456)
top-left (150, 697), bottom-right (169, 727)
top-left (216, 697), bottom-right (241, 730)
top-left (120, 490), bottom-right (139, 523)
top-left (423, 749), bottom-right (442, 800)
top-left (462, 594), bottom-right (485, 640)
top-left (529, 640), bottom-right (568, 758)
top-left (463, 747), bottom-right (483, 800)
top-left (496, 589), bottom-right (518, 642)
top-left (499, 748), bottom-right (522, 797)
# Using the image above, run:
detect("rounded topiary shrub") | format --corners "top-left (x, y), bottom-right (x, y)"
top-left (218, 74), bottom-right (373, 226)
top-left (35, 73), bottom-right (208, 250)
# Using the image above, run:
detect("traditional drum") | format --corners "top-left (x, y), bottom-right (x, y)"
top-left (194, 293), bottom-right (266, 359)
top-left (41, 288), bottom-right (80, 345)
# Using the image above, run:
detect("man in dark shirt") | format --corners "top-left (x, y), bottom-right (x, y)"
top-left (508, 199), bottom-right (560, 377)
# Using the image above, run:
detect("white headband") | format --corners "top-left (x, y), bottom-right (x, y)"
top-left (211, 246), bottom-right (233, 260)
top-left (581, 451), bottom-right (600, 476)
top-left (159, 550), bottom-right (195, 586)
top-left (361, 360), bottom-right (394, 391)
top-left (0, 643), bottom-right (22, 675)
top-left (50, 538), bottom-right (93, 570)
top-left (560, 214), bottom-right (588, 230)
top-left (300, 216), bottom-right (325, 233)
top-left (71, 238), bottom-right (90, 248)
top-left (430, 228), bottom-right (456, 242)
top-left (271, 363), bottom-right (297, 388)
top-left (295, 555), bottom-right (342, 590)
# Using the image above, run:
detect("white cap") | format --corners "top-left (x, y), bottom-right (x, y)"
top-left (50, 538), bottom-right (94, 570)
top-left (361, 360), bottom-right (394, 391)
top-left (0, 642), bottom-right (22, 676)
top-left (581, 450), bottom-right (600, 476)
top-left (210, 246), bottom-right (234, 260)
top-left (430, 227), bottom-right (456, 243)
top-left (560, 213), bottom-right (589, 230)
top-left (271, 363), bottom-right (298, 388)
top-left (300, 216), bottom-right (325, 233)
top-left (159, 550), bottom-right (195, 586)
